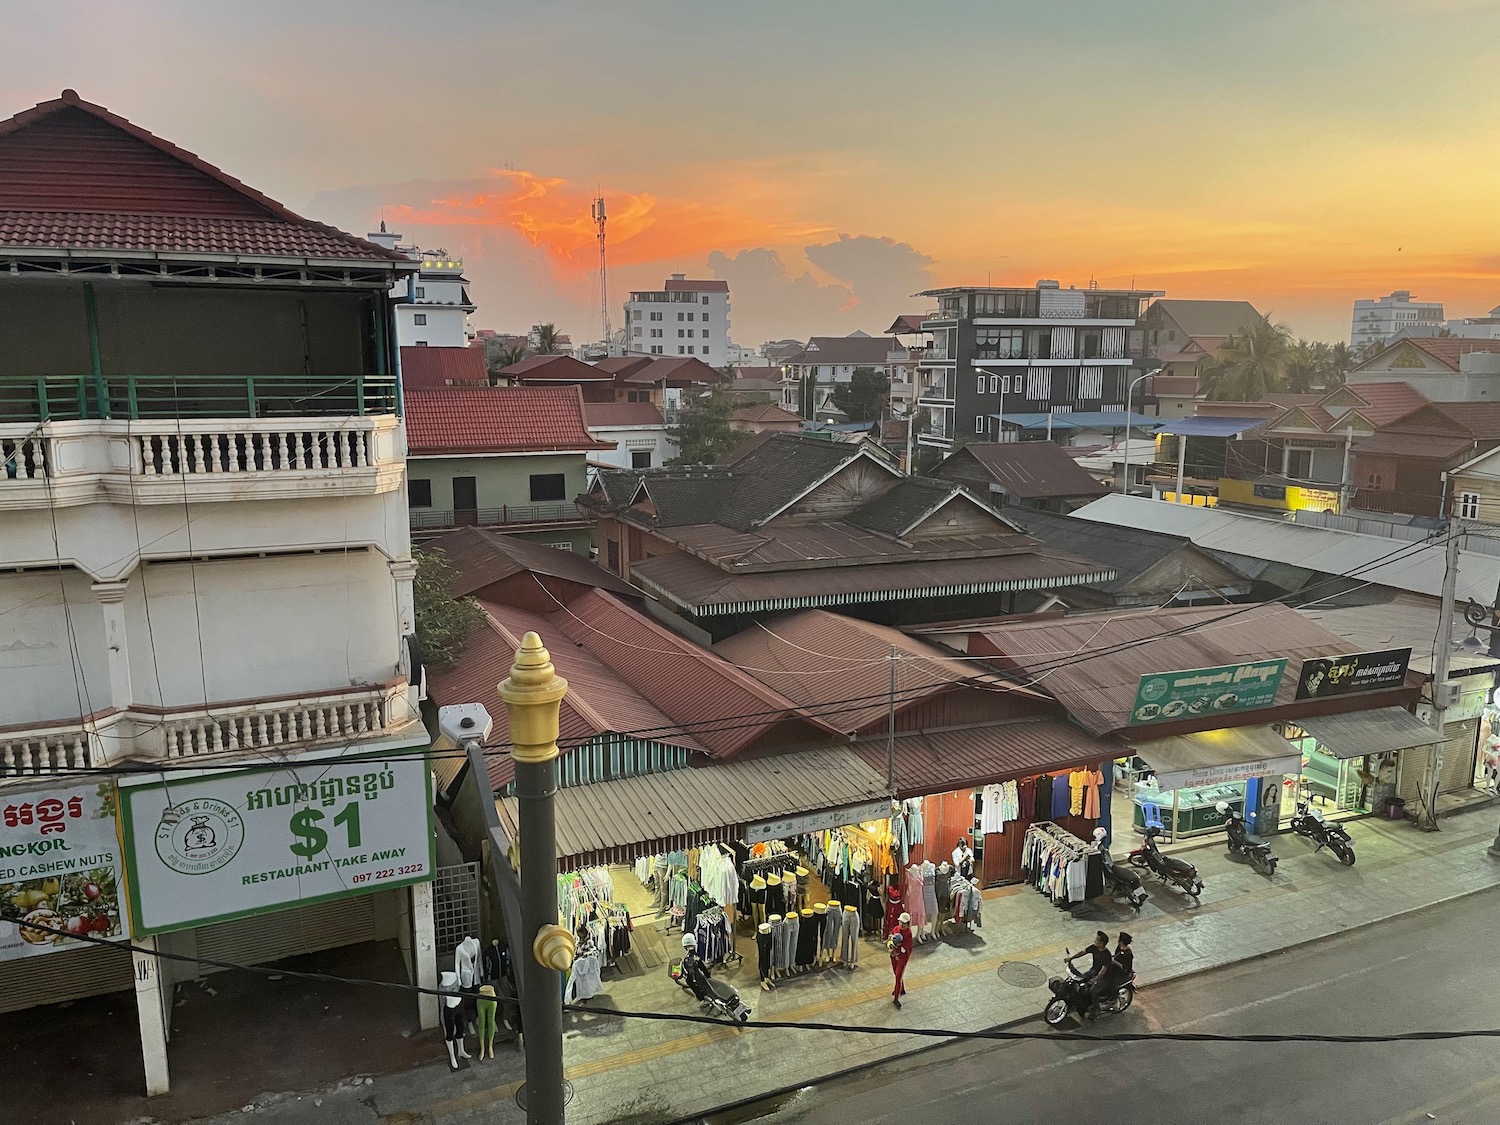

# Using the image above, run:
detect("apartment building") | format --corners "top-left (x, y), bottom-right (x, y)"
top-left (1351, 290), bottom-right (1444, 351)
top-left (913, 281), bottom-right (1160, 451)
top-left (624, 274), bottom-right (729, 362)
top-left (366, 223), bottom-right (475, 348)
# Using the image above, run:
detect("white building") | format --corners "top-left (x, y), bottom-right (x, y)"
top-left (1448, 304), bottom-right (1500, 340)
top-left (1351, 290), bottom-right (1444, 351)
top-left (584, 401), bottom-right (677, 472)
top-left (0, 91), bottom-right (437, 1097)
top-left (624, 274), bottom-right (729, 363)
top-left (367, 223), bottom-right (475, 348)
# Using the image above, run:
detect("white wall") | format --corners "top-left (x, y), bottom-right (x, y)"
top-left (588, 425), bottom-right (676, 470)
top-left (0, 571), bottom-right (111, 726)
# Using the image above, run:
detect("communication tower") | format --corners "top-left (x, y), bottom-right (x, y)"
top-left (592, 196), bottom-right (612, 351)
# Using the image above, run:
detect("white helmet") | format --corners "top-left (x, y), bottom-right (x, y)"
top-left (1215, 800), bottom-right (1231, 814)
top-left (1092, 827), bottom-right (1107, 842)
top-left (681, 933), bottom-right (698, 951)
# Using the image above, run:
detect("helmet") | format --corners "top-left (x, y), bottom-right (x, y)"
top-left (1092, 827), bottom-right (1107, 842)
top-left (681, 934), bottom-right (697, 951)
top-left (1215, 800), bottom-right (1231, 814)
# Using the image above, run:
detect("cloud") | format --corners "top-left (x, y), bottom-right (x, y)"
top-left (804, 234), bottom-right (935, 315)
top-left (706, 248), bottom-right (854, 343)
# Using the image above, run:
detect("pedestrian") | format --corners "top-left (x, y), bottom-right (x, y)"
top-left (888, 911), bottom-right (913, 1008)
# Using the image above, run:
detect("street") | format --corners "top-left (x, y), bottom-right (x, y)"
top-left (736, 887), bottom-right (1500, 1125)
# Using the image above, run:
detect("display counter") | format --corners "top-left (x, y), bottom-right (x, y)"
top-left (1132, 780), bottom-right (1245, 838)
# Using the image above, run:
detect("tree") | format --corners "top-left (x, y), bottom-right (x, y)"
top-left (667, 390), bottom-right (752, 464)
top-left (1317, 341), bottom-right (1355, 388)
top-left (532, 323), bottom-right (564, 355)
top-left (830, 366), bottom-right (890, 423)
top-left (1200, 318), bottom-right (1294, 401)
top-left (1283, 338), bottom-right (1320, 394)
top-left (412, 546), bottom-right (484, 668)
top-left (487, 345), bottom-right (526, 382)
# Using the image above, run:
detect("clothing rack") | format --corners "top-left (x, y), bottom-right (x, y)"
top-left (1022, 822), bottom-right (1103, 909)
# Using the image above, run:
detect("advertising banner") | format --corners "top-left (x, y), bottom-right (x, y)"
top-left (0, 780), bottom-right (126, 960)
top-left (1294, 648), bottom-right (1412, 700)
top-left (1129, 660), bottom-right (1287, 725)
top-left (118, 751), bottom-right (434, 934)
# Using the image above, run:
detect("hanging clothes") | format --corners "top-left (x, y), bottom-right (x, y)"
top-left (794, 912), bottom-right (819, 967)
top-left (1051, 774), bottom-right (1071, 819)
top-left (1083, 767), bottom-right (1104, 820)
top-left (565, 947), bottom-right (602, 1002)
top-left (1069, 769), bottom-right (1088, 817)
top-left (1032, 774), bottom-right (1053, 820)
top-left (902, 865), bottom-right (927, 929)
top-left (979, 784), bottom-right (1006, 834)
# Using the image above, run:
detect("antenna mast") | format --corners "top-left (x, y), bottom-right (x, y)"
top-left (592, 196), bottom-right (612, 352)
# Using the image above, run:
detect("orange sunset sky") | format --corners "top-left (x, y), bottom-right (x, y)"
top-left (7, 0), bottom-right (1498, 345)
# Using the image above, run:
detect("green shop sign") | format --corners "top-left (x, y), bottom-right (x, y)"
top-left (1129, 659), bottom-right (1287, 725)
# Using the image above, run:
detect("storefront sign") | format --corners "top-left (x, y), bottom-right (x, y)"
top-left (1295, 648), bottom-right (1411, 699)
top-left (0, 781), bottom-right (126, 960)
top-left (1130, 660), bottom-right (1287, 725)
top-left (1154, 753), bottom-right (1303, 792)
top-left (745, 799), bottom-right (892, 844)
top-left (118, 751), bottom-right (435, 934)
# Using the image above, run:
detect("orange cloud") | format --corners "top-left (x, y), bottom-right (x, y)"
top-left (385, 169), bottom-right (824, 280)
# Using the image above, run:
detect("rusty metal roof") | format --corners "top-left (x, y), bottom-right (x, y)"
top-left (419, 526), bottom-right (639, 602)
top-left (495, 745), bottom-right (888, 868)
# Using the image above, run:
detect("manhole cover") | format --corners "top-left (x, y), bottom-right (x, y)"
top-left (997, 961), bottom-right (1048, 988)
top-left (516, 1080), bottom-right (576, 1111)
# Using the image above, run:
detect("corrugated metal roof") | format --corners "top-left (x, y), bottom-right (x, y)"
top-left (1071, 494), bottom-right (1500, 604)
top-left (1297, 708), bottom-right (1442, 760)
top-left (1130, 724), bottom-right (1299, 780)
top-left (1296, 600), bottom-right (1500, 677)
top-left (495, 745), bottom-right (887, 867)
top-left (854, 719), bottom-right (1121, 797)
top-left (420, 526), bottom-right (639, 602)
top-left (942, 443), bottom-right (1109, 500)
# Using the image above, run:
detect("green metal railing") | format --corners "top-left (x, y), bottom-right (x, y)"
top-left (0, 373), bottom-right (398, 424)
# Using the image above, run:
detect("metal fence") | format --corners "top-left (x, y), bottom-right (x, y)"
top-left (432, 862), bottom-right (482, 958)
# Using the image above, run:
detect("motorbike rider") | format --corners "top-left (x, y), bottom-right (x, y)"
top-left (1066, 931), bottom-right (1112, 984)
top-left (1088, 931), bottom-right (1134, 1016)
top-left (678, 932), bottom-right (713, 1002)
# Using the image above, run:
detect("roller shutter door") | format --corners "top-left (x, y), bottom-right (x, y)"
top-left (0, 943), bottom-right (134, 1014)
top-left (1398, 719), bottom-right (1480, 802)
top-left (194, 895), bottom-right (376, 972)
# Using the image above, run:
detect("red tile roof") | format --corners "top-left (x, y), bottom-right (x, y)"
top-left (619, 356), bottom-right (723, 386)
top-left (0, 91), bottom-right (405, 262)
top-left (1344, 381), bottom-right (1430, 425)
top-left (1398, 338), bottom-right (1500, 370)
top-left (885, 315), bottom-right (928, 334)
top-left (501, 354), bottom-right (611, 381)
top-left (585, 402), bottom-right (665, 427)
top-left (1433, 401), bottom-right (1500, 439)
top-left (404, 385), bottom-right (613, 455)
top-left (664, 278), bottom-right (728, 293)
top-left (400, 346), bottom-right (489, 390)
top-left (591, 356), bottom-right (656, 378)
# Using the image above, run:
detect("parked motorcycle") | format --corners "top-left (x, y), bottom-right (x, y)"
top-left (671, 934), bottom-right (751, 1024)
top-left (1288, 799), bottom-right (1356, 865)
top-left (1128, 826), bottom-right (1204, 899)
top-left (1044, 952), bottom-right (1136, 1027)
top-left (1216, 800), bottom-right (1278, 877)
top-left (1094, 828), bottom-right (1149, 911)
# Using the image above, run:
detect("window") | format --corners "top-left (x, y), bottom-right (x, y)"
top-left (415, 341), bottom-right (428, 347)
top-left (650, 311), bottom-right (662, 321)
top-left (990, 375), bottom-right (999, 393)
top-left (975, 415), bottom-right (985, 434)
top-left (529, 473), bottom-right (567, 502)
top-left (1286, 448), bottom-right (1313, 479)
top-left (702, 331), bottom-right (709, 339)
top-left (678, 312), bottom-right (685, 321)
top-left (413, 313), bottom-right (427, 326)
top-left (651, 345), bottom-right (663, 354)
top-left (702, 296), bottom-right (710, 305)
top-left (687, 312), bottom-right (695, 321)
top-left (547, 542), bottom-right (573, 550)
top-left (977, 375), bottom-right (986, 394)
top-left (651, 328), bottom-right (662, 337)
top-left (633, 310), bottom-right (642, 320)
top-left (606, 538), bottom-right (620, 572)
top-left (407, 478), bottom-right (432, 508)
top-left (678, 329), bottom-right (685, 338)
top-left (631, 450), bottom-right (653, 469)
top-left (1167, 330), bottom-right (1177, 341)
top-left (687, 329), bottom-right (695, 338)
top-left (678, 346), bottom-right (685, 354)
top-left (1460, 492), bottom-right (1481, 519)
top-left (415, 286), bottom-right (426, 298)
top-left (688, 346), bottom-right (695, 354)
top-left (632, 326), bottom-right (642, 337)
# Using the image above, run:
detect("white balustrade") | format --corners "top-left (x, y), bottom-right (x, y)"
top-left (137, 422), bottom-right (376, 476)
top-left (161, 689), bottom-right (394, 759)
top-left (0, 729), bottom-right (91, 775)
top-left (0, 429), bottom-right (48, 484)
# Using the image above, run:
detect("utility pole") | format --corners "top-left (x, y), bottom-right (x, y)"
top-left (1424, 524), bottom-right (1460, 832)
top-left (499, 632), bottom-right (574, 1124)
top-left (886, 646), bottom-right (897, 791)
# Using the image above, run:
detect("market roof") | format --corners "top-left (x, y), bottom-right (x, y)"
top-left (399, 346), bottom-right (489, 390)
top-left (1151, 416), bottom-right (1268, 438)
top-left (940, 442), bottom-right (1111, 500)
top-left (585, 401), bottom-right (665, 427)
top-left (404, 385), bottom-right (613, 456)
top-left (418, 525), bottom-right (640, 602)
top-left (1295, 598), bottom-right (1500, 677)
top-left (1130, 725), bottom-right (1300, 788)
top-left (993, 411), bottom-right (1161, 431)
top-left (495, 745), bottom-right (887, 869)
top-left (1296, 708), bottom-right (1442, 761)
top-left (0, 91), bottom-right (408, 264)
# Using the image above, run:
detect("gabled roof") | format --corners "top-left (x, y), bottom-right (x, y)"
top-left (0, 91), bottom-right (406, 263)
top-left (400, 346), bottom-right (490, 390)
top-left (787, 335), bottom-right (899, 367)
top-left (418, 526), bottom-right (639, 601)
top-left (619, 356), bottom-right (722, 387)
top-left (1147, 299), bottom-right (1264, 338)
top-left (1355, 337), bottom-right (1500, 373)
top-left (846, 477), bottom-right (1007, 539)
top-left (1339, 381), bottom-right (1430, 426)
top-left (631, 473), bottom-right (740, 528)
top-left (885, 315), bottom-right (929, 334)
top-left (404, 385), bottom-right (613, 455)
top-left (501, 354), bottom-right (611, 381)
top-left (1007, 508), bottom-right (1245, 595)
top-left (591, 356), bottom-right (656, 378)
top-left (731, 403), bottom-right (801, 424)
top-left (939, 442), bottom-right (1111, 500)
top-left (715, 434), bottom-right (896, 530)
top-left (585, 401), bottom-right (665, 428)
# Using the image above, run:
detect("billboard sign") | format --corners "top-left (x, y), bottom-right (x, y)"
top-left (1295, 649), bottom-right (1412, 700)
top-left (118, 749), bottom-right (434, 934)
top-left (1129, 660), bottom-right (1287, 725)
top-left (0, 781), bottom-right (126, 959)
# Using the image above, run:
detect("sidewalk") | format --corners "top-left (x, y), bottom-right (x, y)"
top-left (171, 809), bottom-right (1500, 1125)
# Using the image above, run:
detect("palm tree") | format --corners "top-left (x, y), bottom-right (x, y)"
top-left (1317, 341), bottom-right (1355, 389)
top-left (487, 345), bottom-right (527, 384)
top-left (1283, 338), bottom-right (1320, 394)
top-left (1201, 318), bottom-right (1294, 401)
top-left (532, 323), bottom-right (564, 355)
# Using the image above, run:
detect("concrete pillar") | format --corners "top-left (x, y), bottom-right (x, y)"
top-left (132, 935), bottom-right (171, 1095)
top-left (91, 579), bottom-right (133, 713)
top-left (389, 558), bottom-right (418, 637)
top-left (412, 881), bottom-right (439, 1030)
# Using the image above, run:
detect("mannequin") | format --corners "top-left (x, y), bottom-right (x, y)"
top-left (757, 921), bottom-right (775, 990)
top-left (749, 873), bottom-right (767, 926)
top-left (795, 865), bottom-right (811, 910)
top-left (765, 872), bottom-right (783, 928)
top-left (440, 970), bottom-right (471, 1069)
top-left (811, 902), bottom-right (829, 967)
top-left (902, 864), bottom-right (927, 940)
top-left (795, 906), bottom-right (817, 970)
top-left (476, 984), bottom-right (498, 1059)
top-left (935, 862), bottom-right (953, 917)
top-left (482, 937), bottom-right (503, 982)
top-left (840, 903), bottom-right (860, 967)
top-left (455, 936), bottom-right (482, 1032)
top-left (821, 899), bottom-right (841, 963)
top-left (920, 860), bottom-right (939, 940)
top-left (783, 909), bottom-right (800, 977)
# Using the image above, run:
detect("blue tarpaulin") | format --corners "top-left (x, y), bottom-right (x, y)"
top-left (1150, 416), bottom-right (1267, 437)
top-left (989, 411), bottom-right (1162, 430)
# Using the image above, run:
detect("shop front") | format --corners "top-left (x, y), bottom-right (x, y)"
top-left (1130, 725), bottom-right (1303, 838)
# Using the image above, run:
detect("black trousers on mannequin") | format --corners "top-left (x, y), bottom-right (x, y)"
top-left (756, 928), bottom-right (773, 981)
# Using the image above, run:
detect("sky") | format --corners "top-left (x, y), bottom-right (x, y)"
top-left (6, 0), bottom-right (1499, 347)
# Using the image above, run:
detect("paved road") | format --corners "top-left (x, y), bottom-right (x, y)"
top-left (732, 888), bottom-right (1500, 1125)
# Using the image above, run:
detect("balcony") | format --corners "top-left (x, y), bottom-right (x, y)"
top-left (0, 683), bottom-right (418, 780)
top-left (2, 415), bottom-right (404, 508)
top-left (410, 501), bottom-right (589, 533)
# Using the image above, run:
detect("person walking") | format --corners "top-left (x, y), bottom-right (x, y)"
top-left (888, 911), bottom-right (913, 1008)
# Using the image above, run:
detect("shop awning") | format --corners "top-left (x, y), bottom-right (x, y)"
top-left (1296, 707), bottom-right (1443, 760)
top-left (1131, 725), bottom-right (1302, 790)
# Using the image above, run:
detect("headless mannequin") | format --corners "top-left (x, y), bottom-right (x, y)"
top-left (812, 902), bottom-right (829, 967)
top-left (935, 862), bottom-right (953, 937)
top-left (904, 864), bottom-right (926, 942)
top-left (841, 903), bottom-right (860, 967)
top-left (767, 913), bottom-right (783, 981)
top-left (749, 873), bottom-right (767, 926)
top-left (795, 865), bottom-right (810, 910)
top-left (797, 907), bottom-right (815, 972)
top-left (440, 970), bottom-right (470, 1069)
top-left (455, 935), bottom-right (482, 1032)
top-left (919, 859), bottom-right (938, 941)
top-left (823, 899), bottom-right (841, 963)
top-left (757, 921), bottom-right (774, 990)
top-left (476, 984), bottom-right (498, 1059)
top-left (765, 872), bottom-right (783, 925)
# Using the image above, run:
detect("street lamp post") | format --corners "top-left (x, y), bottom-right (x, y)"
top-left (1120, 369), bottom-right (1161, 496)
top-left (499, 632), bottom-right (574, 1125)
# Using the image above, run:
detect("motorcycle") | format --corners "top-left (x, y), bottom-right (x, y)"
top-left (1094, 829), bottom-right (1149, 911)
top-left (1044, 952), bottom-right (1136, 1027)
top-left (1288, 799), bottom-right (1356, 865)
top-left (670, 948), bottom-right (752, 1024)
top-left (1217, 801), bottom-right (1278, 878)
top-left (1128, 826), bottom-right (1204, 899)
